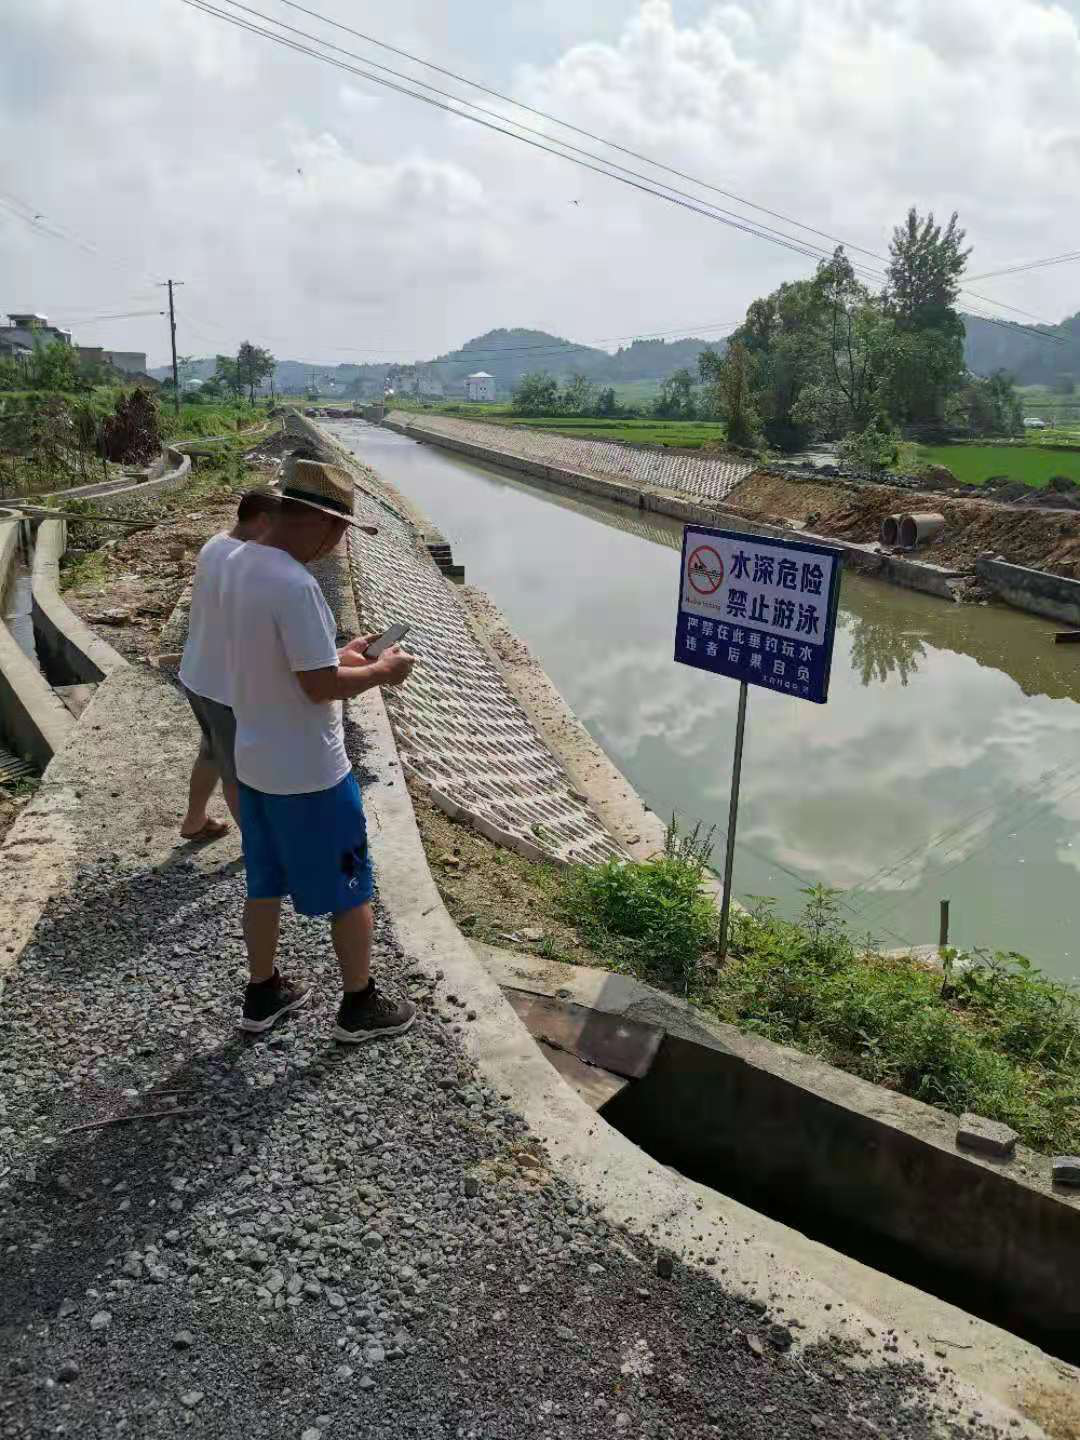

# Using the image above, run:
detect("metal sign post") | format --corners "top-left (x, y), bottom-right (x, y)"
top-left (717, 680), bottom-right (748, 961)
top-left (674, 525), bottom-right (844, 959)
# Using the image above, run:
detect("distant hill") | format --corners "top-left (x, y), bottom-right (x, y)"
top-left (151, 327), bottom-right (724, 397)
top-left (963, 310), bottom-right (1080, 386)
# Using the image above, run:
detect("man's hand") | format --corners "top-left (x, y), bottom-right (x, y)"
top-left (373, 645), bottom-right (415, 687)
top-left (338, 634), bottom-right (381, 667)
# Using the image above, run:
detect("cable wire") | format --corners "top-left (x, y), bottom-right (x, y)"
top-left (178, 0), bottom-right (1065, 345)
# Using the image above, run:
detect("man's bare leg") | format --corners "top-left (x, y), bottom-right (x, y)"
top-left (222, 779), bottom-right (241, 828)
top-left (332, 902), bottom-right (373, 994)
top-left (244, 897), bottom-right (282, 982)
top-left (181, 753), bottom-right (229, 839)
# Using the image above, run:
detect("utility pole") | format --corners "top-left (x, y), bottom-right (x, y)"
top-left (158, 279), bottom-right (184, 415)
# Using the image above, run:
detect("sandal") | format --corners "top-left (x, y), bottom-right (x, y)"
top-left (180, 818), bottom-right (230, 843)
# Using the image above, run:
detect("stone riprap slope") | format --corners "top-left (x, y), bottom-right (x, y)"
top-left (387, 410), bottom-right (754, 505)
top-left (333, 438), bottom-right (621, 868)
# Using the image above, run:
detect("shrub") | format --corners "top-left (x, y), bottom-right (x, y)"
top-left (559, 820), bottom-right (717, 993)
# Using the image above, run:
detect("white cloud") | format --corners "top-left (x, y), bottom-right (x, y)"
top-left (3, 0), bottom-right (1080, 365)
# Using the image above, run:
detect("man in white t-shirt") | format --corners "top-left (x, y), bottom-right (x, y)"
top-left (178, 490), bottom-right (279, 842)
top-left (220, 448), bottom-right (417, 1042)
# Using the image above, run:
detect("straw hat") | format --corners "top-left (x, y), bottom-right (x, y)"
top-left (276, 451), bottom-right (377, 534)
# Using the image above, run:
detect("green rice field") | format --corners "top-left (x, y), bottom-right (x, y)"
top-left (914, 442), bottom-right (1080, 488)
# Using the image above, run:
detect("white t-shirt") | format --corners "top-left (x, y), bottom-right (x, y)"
top-left (178, 532), bottom-right (242, 705)
top-left (219, 543), bottom-right (347, 795)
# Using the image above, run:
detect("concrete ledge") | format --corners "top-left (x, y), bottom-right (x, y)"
top-left (37, 445), bottom-right (192, 511)
top-left (479, 947), bottom-right (1080, 1348)
top-left (977, 554), bottom-right (1080, 625)
top-left (31, 519), bottom-right (127, 684)
top-left (383, 418), bottom-right (965, 603)
top-left (0, 520), bottom-right (75, 767)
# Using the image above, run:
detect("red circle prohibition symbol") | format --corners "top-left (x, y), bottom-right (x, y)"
top-left (687, 545), bottom-right (725, 595)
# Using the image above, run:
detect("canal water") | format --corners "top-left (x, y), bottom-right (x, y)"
top-left (331, 421), bottom-right (1080, 982)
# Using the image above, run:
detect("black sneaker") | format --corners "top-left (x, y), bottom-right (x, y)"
top-left (333, 982), bottom-right (416, 1044)
top-left (240, 971), bottom-right (311, 1033)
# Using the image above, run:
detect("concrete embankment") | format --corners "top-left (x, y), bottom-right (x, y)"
top-left (976, 554), bottom-right (1080, 626)
top-left (292, 413), bottom-right (625, 870)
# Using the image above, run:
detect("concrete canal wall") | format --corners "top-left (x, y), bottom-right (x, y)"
top-left (384, 412), bottom-right (966, 603)
top-left (32, 444), bottom-right (192, 512)
top-left (31, 519), bottom-right (127, 686)
top-left (977, 554), bottom-right (1080, 626)
top-left (0, 519), bottom-right (74, 767)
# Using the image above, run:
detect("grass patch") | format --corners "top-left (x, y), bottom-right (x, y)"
top-left (558, 832), bottom-right (1080, 1155)
top-left (59, 548), bottom-right (109, 594)
top-left (160, 400), bottom-right (266, 441)
top-left (912, 442), bottom-right (1080, 488)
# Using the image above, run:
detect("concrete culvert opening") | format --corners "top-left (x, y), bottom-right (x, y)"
top-left (595, 1032), bottom-right (1080, 1365)
top-left (898, 512), bottom-right (945, 549)
top-left (505, 988), bottom-right (1080, 1366)
top-left (879, 514), bottom-right (901, 547)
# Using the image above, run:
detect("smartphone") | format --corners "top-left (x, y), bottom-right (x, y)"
top-left (363, 622), bottom-right (411, 659)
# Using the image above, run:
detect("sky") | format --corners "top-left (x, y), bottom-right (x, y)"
top-left (4, 0), bottom-right (1080, 369)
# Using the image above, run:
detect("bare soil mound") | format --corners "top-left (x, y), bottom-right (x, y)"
top-left (726, 471), bottom-right (1080, 578)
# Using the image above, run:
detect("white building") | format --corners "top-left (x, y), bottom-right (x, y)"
top-left (418, 375), bottom-right (444, 399)
top-left (0, 312), bottom-right (72, 357)
top-left (465, 371), bottom-right (495, 402)
top-left (1023, 417), bottom-right (1048, 430)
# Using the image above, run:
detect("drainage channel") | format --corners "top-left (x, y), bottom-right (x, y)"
top-left (506, 985), bottom-right (1079, 1368)
top-left (4, 542), bottom-right (39, 673)
top-left (1, 536), bottom-right (42, 783)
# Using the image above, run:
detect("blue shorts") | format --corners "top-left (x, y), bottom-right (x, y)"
top-left (238, 773), bottom-right (374, 917)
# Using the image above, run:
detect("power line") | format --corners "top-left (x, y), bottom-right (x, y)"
top-left (856, 768), bottom-right (1080, 928)
top-left (264, 0), bottom-right (893, 267)
top-left (0, 191), bottom-right (163, 291)
top-left (55, 309), bottom-right (165, 324)
top-left (177, 0), bottom-right (1065, 347)
top-left (214, 0), bottom-right (863, 274)
top-left (968, 250), bottom-right (1080, 283)
top-left (175, 0), bottom-right (876, 269)
top-left (248, 0), bottom-right (1062, 332)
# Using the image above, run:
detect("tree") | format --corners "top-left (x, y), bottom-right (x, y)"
top-left (596, 386), bottom-right (617, 416)
top-left (561, 373), bottom-right (596, 415)
top-left (511, 371), bottom-right (561, 416)
top-left (236, 341), bottom-right (276, 404)
top-left (176, 354), bottom-right (197, 391)
top-left (653, 368), bottom-right (697, 419)
top-left (26, 340), bottom-right (81, 392)
top-left (885, 207), bottom-right (971, 330)
top-left (1054, 373), bottom-right (1076, 396)
top-left (947, 370), bottom-right (1023, 437)
top-left (214, 354), bottom-right (244, 399)
top-left (699, 341), bottom-right (758, 448)
top-left (721, 283), bottom-right (827, 449)
top-left (883, 208), bottom-right (969, 425)
top-left (791, 248), bottom-right (892, 436)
